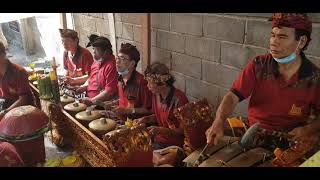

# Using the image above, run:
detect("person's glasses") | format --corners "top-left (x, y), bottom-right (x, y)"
top-left (115, 55), bottom-right (130, 62)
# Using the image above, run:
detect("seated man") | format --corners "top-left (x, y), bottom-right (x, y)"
top-left (59, 29), bottom-right (93, 85)
top-left (72, 36), bottom-right (118, 104)
top-left (206, 13), bottom-right (320, 147)
top-left (135, 62), bottom-right (189, 150)
top-left (104, 43), bottom-right (152, 120)
top-left (0, 42), bottom-right (34, 120)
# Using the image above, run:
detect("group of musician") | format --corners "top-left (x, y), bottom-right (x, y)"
top-left (1, 13), bottom-right (320, 167)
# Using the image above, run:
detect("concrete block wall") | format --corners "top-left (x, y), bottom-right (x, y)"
top-left (72, 13), bottom-right (320, 117)
top-left (150, 13), bottom-right (320, 117)
top-left (72, 13), bottom-right (144, 72)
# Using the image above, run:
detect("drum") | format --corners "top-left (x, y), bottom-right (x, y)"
top-left (0, 106), bottom-right (49, 166)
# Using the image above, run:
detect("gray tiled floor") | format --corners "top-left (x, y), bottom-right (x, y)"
top-left (44, 132), bottom-right (73, 160)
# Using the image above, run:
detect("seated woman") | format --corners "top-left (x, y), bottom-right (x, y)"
top-left (135, 62), bottom-right (189, 151)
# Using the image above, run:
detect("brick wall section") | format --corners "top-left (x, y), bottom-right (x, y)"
top-left (151, 13), bottom-right (320, 117)
top-left (72, 13), bottom-right (143, 72)
top-left (73, 13), bottom-right (320, 117)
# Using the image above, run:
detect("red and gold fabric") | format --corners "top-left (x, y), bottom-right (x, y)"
top-left (270, 13), bottom-right (312, 33)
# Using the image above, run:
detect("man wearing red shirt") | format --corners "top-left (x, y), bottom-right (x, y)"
top-left (74, 36), bottom-right (118, 104)
top-left (135, 62), bottom-right (189, 149)
top-left (59, 29), bottom-right (93, 86)
top-left (0, 42), bottom-right (34, 120)
top-left (206, 13), bottom-right (320, 145)
top-left (104, 43), bottom-right (152, 120)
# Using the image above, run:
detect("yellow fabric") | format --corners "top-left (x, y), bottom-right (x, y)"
top-left (44, 157), bottom-right (62, 167)
top-left (227, 117), bottom-right (245, 128)
top-left (62, 155), bottom-right (77, 166)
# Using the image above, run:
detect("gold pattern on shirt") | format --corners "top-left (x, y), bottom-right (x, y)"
top-left (289, 104), bottom-right (303, 116)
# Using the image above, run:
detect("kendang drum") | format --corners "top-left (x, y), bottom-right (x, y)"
top-left (0, 105), bottom-right (50, 166)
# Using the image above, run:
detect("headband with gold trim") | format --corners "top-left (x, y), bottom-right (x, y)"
top-left (145, 73), bottom-right (172, 84)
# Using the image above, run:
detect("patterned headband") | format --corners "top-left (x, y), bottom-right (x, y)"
top-left (145, 73), bottom-right (172, 84)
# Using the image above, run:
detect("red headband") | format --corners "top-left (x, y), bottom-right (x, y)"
top-left (59, 28), bottom-right (78, 39)
top-left (270, 13), bottom-right (312, 33)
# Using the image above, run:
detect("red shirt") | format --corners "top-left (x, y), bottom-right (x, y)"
top-left (0, 61), bottom-right (34, 109)
top-left (63, 46), bottom-right (93, 78)
top-left (153, 87), bottom-right (189, 147)
top-left (86, 54), bottom-right (118, 98)
top-left (231, 53), bottom-right (320, 131)
top-left (118, 70), bottom-right (152, 109)
top-left (0, 142), bottom-right (24, 167)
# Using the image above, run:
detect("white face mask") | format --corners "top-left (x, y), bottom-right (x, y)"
top-left (271, 38), bottom-right (302, 64)
top-left (117, 61), bottom-right (134, 76)
top-left (117, 68), bottom-right (129, 76)
top-left (95, 57), bottom-right (104, 62)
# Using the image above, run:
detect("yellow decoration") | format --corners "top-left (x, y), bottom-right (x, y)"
top-left (227, 117), bottom-right (246, 128)
top-left (44, 157), bottom-right (62, 167)
top-left (62, 155), bottom-right (77, 166)
top-left (274, 148), bottom-right (283, 158)
top-left (49, 70), bottom-right (57, 81)
top-left (28, 73), bottom-right (37, 81)
top-left (125, 118), bottom-right (133, 128)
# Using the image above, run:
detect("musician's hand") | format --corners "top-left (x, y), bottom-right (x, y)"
top-left (80, 97), bottom-right (93, 106)
top-left (112, 107), bottom-right (131, 116)
top-left (288, 125), bottom-right (315, 142)
top-left (75, 86), bottom-right (86, 93)
top-left (206, 119), bottom-right (224, 145)
top-left (147, 126), bottom-right (168, 136)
